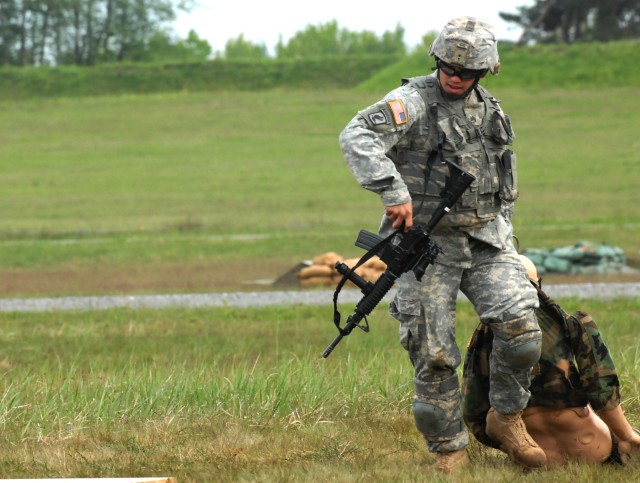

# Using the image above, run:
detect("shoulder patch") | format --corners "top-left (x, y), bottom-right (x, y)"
top-left (366, 108), bottom-right (390, 126)
top-left (388, 99), bottom-right (408, 125)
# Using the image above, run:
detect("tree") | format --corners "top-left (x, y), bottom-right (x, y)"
top-left (176, 29), bottom-right (212, 61)
top-left (99, 0), bottom-right (181, 62)
top-left (275, 21), bottom-right (406, 58)
top-left (223, 34), bottom-right (268, 60)
top-left (143, 29), bottom-right (211, 62)
top-left (0, 0), bottom-right (22, 65)
top-left (501, 0), bottom-right (640, 44)
top-left (0, 0), bottom-right (199, 66)
top-left (591, 0), bottom-right (640, 40)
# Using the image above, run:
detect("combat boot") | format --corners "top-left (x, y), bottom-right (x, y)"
top-left (486, 407), bottom-right (547, 469)
top-left (434, 448), bottom-right (470, 474)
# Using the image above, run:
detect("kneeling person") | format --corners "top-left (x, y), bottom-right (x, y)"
top-left (462, 256), bottom-right (640, 466)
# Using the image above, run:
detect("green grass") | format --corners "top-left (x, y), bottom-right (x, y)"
top-left (0, 86), bottom-right (639, 296)
top-left (2, 44), bottom-right (640, 481)
top-left (2, 41), bottom-right (639, 100)
top-left (0, 298), bottom-right (638, 480)
top-left (358, 40), bottom-right (640, 93)
top-left (0, 89), bottom-right (379, 237)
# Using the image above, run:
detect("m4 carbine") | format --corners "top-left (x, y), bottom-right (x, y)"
top-left (322, 159), bottom-right (475, 358)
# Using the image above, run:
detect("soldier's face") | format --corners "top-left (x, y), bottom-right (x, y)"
top-left (439, 70), bottom-right (477, 97)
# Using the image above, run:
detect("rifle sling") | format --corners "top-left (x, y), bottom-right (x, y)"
top-left (332, 229), bottom-right (399, 334)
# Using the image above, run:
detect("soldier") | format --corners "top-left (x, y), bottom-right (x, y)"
top-left (463, 255), bottom-right (640, 466)
top-left (339, 16), bottom-right (545, 473)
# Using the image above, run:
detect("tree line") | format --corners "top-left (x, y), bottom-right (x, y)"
top-left (501, 0), bottom-right (640, 44)
top-left (1, 0), bottom-right (638, 67)
top-left (0, 0), bottom-right (208, 66)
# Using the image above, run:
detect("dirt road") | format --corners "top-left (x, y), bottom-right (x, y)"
top-left (1, 283), bottom-right (639, 313)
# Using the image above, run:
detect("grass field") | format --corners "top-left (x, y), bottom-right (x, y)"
top-left (0, 298), bottom-right (638, 481)
top-left (1, 84), bottom-right (639, 481)
top-left (0, 86), bottom-right (639, 296)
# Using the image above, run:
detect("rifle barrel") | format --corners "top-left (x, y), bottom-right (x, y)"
top-left (322, 332), bottom-right (344, 358)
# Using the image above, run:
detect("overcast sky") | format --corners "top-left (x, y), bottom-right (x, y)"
top-left (174, 0), bottom-right (535, 54)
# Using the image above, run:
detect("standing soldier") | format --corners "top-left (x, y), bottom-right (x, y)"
top-left (339, 17), bottom-right (545, 473)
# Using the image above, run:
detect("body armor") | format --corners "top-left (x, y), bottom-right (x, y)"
top-left (389, 76), bottom-right (515, 229)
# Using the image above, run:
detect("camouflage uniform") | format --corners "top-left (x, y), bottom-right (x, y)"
top-left (462, 281), bottom-right (621, 448)
top-left (338, 21), bottom-right (540, 453)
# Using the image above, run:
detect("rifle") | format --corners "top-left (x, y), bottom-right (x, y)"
top-left (322, 159), bottom-right (475, 358)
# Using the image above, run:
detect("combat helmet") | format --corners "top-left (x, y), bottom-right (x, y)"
top-left (429, 16), bottom-right (501, 75)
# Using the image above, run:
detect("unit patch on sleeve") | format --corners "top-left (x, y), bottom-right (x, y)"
top-left (367, 109), bottom-right (389, 126)
top-left (388, 99), bottom-right (408, 125)
top-left (359, 102), bottom-right (399, 132)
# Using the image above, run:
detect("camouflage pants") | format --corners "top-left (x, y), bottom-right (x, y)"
top-left (390, 231), bottom-right (540, 453)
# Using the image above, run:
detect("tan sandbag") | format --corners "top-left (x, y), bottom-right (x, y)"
top-left (342, 257), bottom-right (361, 269)
top-left (366, 256), bottom-right (387, 270)
top-left (352, 264), bottom-right (367, 277)
top-left (331, 274), bottom-right (359, 289)
top-left (312, 251), bottom-right (343, 267)
top-left (359, 267), bottom-right (382, 282)
top-left (342, 256), bottom-right (386, 271)
top-left (331, 267), bottom-right (380, 285)
top-left (298, 264), bottom-right (335, 279)
top-left (299, 275), bottom-right (335, 288)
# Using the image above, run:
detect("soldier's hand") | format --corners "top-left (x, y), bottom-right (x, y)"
top-left (385, 202), bottom-right (413, 231)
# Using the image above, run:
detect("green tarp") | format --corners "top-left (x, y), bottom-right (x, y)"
top-left (522, 241), bottom-right (626, 275)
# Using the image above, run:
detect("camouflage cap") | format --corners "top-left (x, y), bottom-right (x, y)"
top-left (429, 16), bottom-right (501, 74)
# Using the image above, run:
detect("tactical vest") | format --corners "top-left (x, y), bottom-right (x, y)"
top-left (390, 76), bottom-right (516, 228)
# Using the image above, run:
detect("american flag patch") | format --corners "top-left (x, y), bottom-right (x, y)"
top-left (388, 99), bottom-right (407, 125)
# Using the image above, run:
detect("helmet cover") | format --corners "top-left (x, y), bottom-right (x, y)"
top-left (429, 16), bottom-right (500, 74)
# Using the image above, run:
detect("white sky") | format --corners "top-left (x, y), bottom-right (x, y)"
top-left (174, 0), bottom-right (535, 55)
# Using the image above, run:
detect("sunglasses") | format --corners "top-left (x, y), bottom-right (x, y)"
top-left (437, 60), bottom-right (484, 81)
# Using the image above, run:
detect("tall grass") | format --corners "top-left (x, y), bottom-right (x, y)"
top-left (0, 298), bottom-right (638, 480)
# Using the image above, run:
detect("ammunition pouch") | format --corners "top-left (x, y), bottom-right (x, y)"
top-left (498, 150), bottom-right (519, 201)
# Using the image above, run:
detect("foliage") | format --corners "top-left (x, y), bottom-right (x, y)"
top-left (0, 4), bottom-right (407, 67)
top-left (501, 0), bottom-right (640, 44)
top-left (275, 20), bottom-right (406, 58)
top-left (143, 29), bottom-right (212, 62)
top-left (0, 39), bottom-right (639, 99)
top-left (0, 54), bottom-right (400, 98)
top-left (223, 34), bottom-right (269, 60)
top-left (0, 0), bottom-right (198, 66)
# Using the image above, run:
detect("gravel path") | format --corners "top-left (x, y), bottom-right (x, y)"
top-left (1, 283), bottom-right (639, 313)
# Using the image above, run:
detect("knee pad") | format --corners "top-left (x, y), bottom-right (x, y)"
top-left (502, 337), bottom-right (541, 371)
top-left (413, 401), bottom-right (448, 436)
